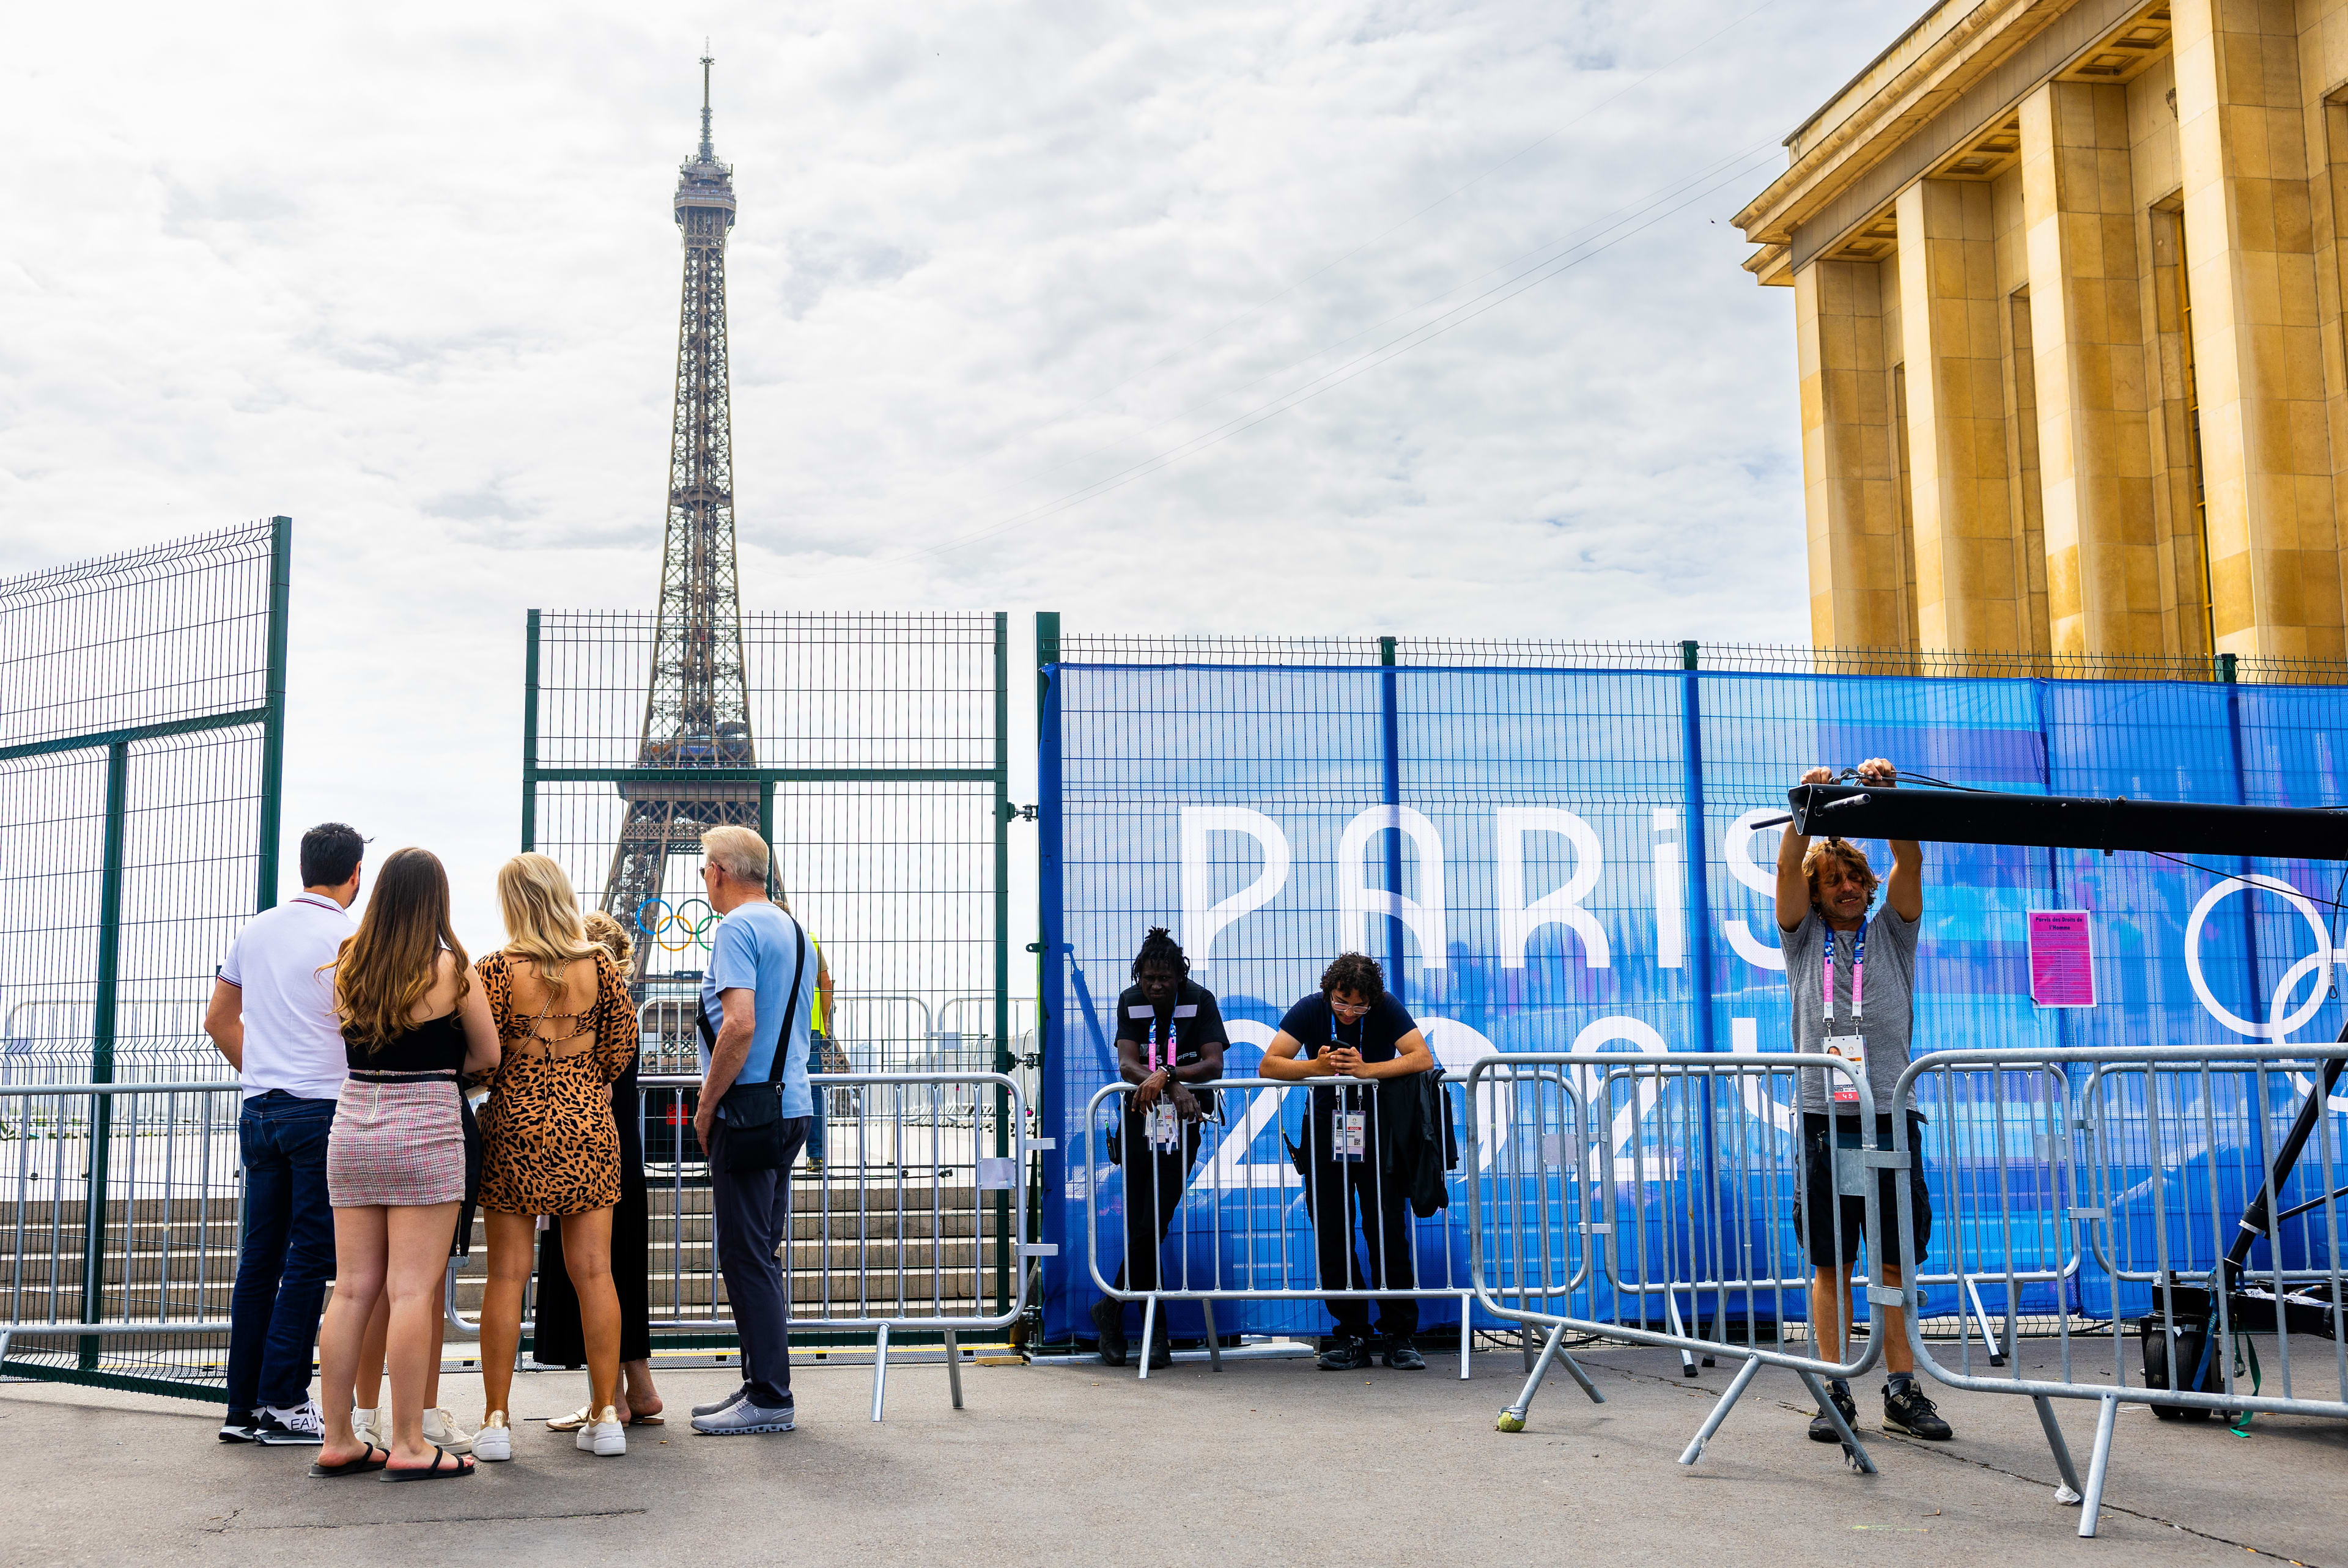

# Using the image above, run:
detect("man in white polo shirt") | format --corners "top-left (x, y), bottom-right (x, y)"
top-left (204, 822), bottom-right (364, 1445)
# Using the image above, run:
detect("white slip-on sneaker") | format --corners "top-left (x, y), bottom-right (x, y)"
top-left (421, 1408), bottom-right (474, 1455)
top-left (472, 1412), bottom-right (512, 1462)
top-left (350, 1407), bottom-right (379, 1446)
top-left (574, 1405), bottom-right (626, 1456)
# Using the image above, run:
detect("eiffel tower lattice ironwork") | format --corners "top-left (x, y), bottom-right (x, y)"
top-left (600, 53), bottom-right (756, 980)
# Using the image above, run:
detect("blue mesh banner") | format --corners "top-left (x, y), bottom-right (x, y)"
top-left (1038, 664), bottom-right (2348, 1343)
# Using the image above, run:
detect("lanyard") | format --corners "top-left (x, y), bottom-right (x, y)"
top-left (1823, 926), bottom-right (1866, 1024)
top-left (1156, 1009), bottom-right (1176, 1075)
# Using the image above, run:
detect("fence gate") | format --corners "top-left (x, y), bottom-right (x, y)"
top-left (0, 519), bottom-right (290, 1397)
top-left (520, 611), bottom-right (1019, 1348)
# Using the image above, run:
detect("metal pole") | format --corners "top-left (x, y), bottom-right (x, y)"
top-left (1379, 636), bottom-right (1405, 1006)
top-left (81, 740), bottom-right (130, 1369)
top-left (992, 611), bottom-right (1012, 1317)
top-left (521, 609), bottom-right (541, 851)
top-left (1035, 611), bottom-right (1063, 1338)
top-left (256, 516), bottom-right (292, 909)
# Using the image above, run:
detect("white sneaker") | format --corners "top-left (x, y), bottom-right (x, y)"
top-left (350, 1407), bottom-right (380, 1446)
top-left (421, 1408), bottom-right (474, 1455)
top-left (575, 1405), bottom-right (626, 1456)
top-left (473, 1412), bottom-right (512, 1462)
top-left (254, 1399), bottom-right (325, 1445)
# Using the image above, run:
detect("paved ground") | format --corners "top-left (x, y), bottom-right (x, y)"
top-left (4, 1343), bottom-right (2343, 1566)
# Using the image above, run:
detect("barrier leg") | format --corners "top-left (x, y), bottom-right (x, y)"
top-left (1458, 1294), bottom-right (1471, 1380)
top-left (1794, 1369), bottom-right (1876, 1474)
top-left (1203, 1300), bottom-right (1222, 1372)
top-left (1677, 1353), bottom-right (1762, 1466)
top-left (1965, 1277), bottom-right (2007, 1367)
top-left (2076, 1394), bottom-right (2119, 1539)
top-left (1664, 1288), bottom-right (1698, 1378)
top-left (1137, 1294), bottom-right (1159, 1382)
top-left (869, 1323), bottom-right (890, 1423)
top-left (2034, 1395), bottom-right (2085, 1507)
top-left (945, 1328), bottom-right (963, 1411)
top-left (1521, 1327), bottom-right (1537, 1374)
top-left (1495, 1322), bottom-right (1604, 1431)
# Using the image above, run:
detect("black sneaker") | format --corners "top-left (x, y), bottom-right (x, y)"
top-left (1807, 1383), bottom-right (1859, 1443)
top-left (251, 1407), bottom-right (324, 1446)
top-left (1381, 1336), bottom-right (1427, 1371)
top-left (218, 1411), bottom-right (259, 1443)
top-left (1883, 1382), bottom-right (1953, 1440)
top-left (1145, 1326), bottom-right (1172, 1371)
top-left (1089, 1297), bottom-right (1129, 1368)
top-left (1316, 1335), bottom-right (1372, 1372)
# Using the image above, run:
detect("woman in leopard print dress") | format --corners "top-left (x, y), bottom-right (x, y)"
top-left (470, 853), bottom-right (639, 1460)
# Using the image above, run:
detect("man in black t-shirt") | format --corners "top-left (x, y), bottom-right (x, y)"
top-left (1092, 928), bottom-right (1228, 1370)
top-left (1261, 951), bottom-right (1435, 1372)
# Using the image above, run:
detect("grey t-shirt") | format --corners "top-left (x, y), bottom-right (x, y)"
top-left (1784, 905), bottom-right (1921, 1116)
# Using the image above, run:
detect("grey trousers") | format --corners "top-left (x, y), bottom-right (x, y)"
top-left (709, 1115), bottom-right (810, 1408)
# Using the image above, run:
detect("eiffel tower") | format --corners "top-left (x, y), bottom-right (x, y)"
top-left (600, 54), bottom-right (757, 983)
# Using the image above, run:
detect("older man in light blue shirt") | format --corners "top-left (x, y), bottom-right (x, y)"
top-left (689, 825), bottom-right (813, 1436)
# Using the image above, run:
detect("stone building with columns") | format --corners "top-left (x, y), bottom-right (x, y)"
top-left (1733, 0), bottom-right (2348, 664)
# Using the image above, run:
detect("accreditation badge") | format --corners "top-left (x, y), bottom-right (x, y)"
top-left (1335, 1109), bottom-right (1367, 1161)
top-left (1146, 1100), bottom-right (1180, 1152)
top-left (1823, 1034), bottom-right (1866, 1105)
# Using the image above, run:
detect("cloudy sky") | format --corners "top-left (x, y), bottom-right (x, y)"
top-left (1, 0), bottom-right (1919, 942)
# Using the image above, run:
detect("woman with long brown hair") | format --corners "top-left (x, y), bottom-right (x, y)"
top-left (311, 847), bottom-right (500, 1482)
top-left (471, 853), bottom-right (638, 1461)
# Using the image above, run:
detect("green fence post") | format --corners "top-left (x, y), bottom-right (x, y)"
top-left (1032, 611), bottom-right (1060, 1310)
top-left (992, 612), bottom-right (1013, 1316)
top-left (1680, 639), bottom-right (1700, 671)
top-left (2217, 652), bottom-right (2238, 683)
top-left (256, 516), bottom-right (292, 910)
top-left (521, 609), bottom-right (541, 851)
top-left (81, 740), bottom-right (130, 1368)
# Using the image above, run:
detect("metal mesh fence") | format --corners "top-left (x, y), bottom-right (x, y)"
top-left (0, 519), bottom-right (287, 1395)
top-left (1036, 630), bottom-right (2348, 1347)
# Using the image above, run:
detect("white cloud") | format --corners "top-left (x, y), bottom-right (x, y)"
top-left (0, 0), bottom-right (1919, 944)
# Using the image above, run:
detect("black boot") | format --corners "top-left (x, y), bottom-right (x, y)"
top-left (1316, 1334), bottom-right (1372, 1371)
top-left (1381, 1334), bottom-right (1427, 1371)
top-left (1090, 1297), bottom-right (1128, 1367)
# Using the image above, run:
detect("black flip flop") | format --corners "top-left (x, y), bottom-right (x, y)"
top-left (308, 1443), bottom-right (388, 1478)
top-left (378, 1445), bottom-right (474, 1482)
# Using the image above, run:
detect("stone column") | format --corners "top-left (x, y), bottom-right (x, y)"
top-left (1896, 177), bottom-right (2025, 653)
top-left (2173, 0), bottom-right (2338, 661)
top-left (2020, 79), bottom-right (2166, 656)
top-left (1793, 257), bottom-right (1909, 648)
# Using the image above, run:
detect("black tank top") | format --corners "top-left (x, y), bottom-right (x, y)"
top-left (345, 1011), bottom-right (466, 1077)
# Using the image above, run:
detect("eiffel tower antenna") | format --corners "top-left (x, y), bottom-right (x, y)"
top-left (600, 53), bottom-right (755, 981)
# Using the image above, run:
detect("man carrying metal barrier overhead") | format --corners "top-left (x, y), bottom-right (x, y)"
top-left (1261, 952), bottom-right (1434, 1373)
top-left (1775, 757), bottom-right (1952, 1444)
top-left (1091, 928), bottom-right (1228, 1369)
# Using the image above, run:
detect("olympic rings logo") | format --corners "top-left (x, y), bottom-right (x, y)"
top-left (635, 896), bottom-right (718, 953)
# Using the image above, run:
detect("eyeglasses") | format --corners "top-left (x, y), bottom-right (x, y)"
top-left (1330, 997), bottom-right (1371, 1018)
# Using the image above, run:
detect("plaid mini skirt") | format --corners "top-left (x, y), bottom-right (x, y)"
top-left (328, 1073), bottom-right (467, 1207)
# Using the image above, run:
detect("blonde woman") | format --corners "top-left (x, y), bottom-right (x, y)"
top-left (471, 855), bottom-right (639, 1460)
top-left (540, 911), bottom-right (665, 1434)
top-left (311, 848), bottom-right (500, 1482)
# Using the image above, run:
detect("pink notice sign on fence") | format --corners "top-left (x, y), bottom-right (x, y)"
top-left (2029, 910), bottom-right (2095, 1007)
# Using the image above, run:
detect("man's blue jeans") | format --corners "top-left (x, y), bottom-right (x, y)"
top-left (226, 1091), bottom-right (338, 1415)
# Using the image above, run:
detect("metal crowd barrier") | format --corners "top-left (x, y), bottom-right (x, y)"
top-left (449, 1070), bottom-right (1035, 1422)
top-left (1081, 1073), bottom-right (1577, 1382)
top-left (0, 1081), bottom-right (243, 1397)
top-left (1468, 1050), bottom-right (1894, 1473)
top-left (1890, 1043), bottom-right (2348, 1539)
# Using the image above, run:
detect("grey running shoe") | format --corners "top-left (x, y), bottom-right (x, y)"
top-left (1090, 1296), bottom-right (1129, 1367)
top-left (1807, 1383), bottom-right (1859, 1443)
top-left (691, 1385), bottom-right (750, 1418)
top-left (692, 1399), bottom-right (795, 1436)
